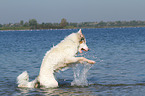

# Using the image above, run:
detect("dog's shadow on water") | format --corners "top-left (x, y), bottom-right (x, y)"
top-left (58, 79), bottom-right (72, 87)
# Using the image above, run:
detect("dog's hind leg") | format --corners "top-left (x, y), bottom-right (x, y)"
top-left (38, 76), bottom-right (58, 88)
top-left (38, 70), bottom-right (58, 88)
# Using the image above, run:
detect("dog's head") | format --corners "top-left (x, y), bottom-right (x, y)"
top-left (77, 29), bottom-right (89, 53)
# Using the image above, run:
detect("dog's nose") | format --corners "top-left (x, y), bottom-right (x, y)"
top-left (85, 48), bottom-right (89, 51)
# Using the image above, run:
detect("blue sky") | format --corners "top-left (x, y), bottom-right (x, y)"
top-left (0, 0), bottom-right (145, 24)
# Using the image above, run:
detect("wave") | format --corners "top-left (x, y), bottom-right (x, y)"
top-left (90, 83), bottom-right (145, 87)
top-left (58, 80), bottom-right (145, 88)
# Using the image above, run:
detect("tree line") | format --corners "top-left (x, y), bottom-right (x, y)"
top-left (1, 18), bottom-right (145, 30)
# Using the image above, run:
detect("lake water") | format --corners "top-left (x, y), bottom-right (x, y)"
top-left (1, 28), bottom-right (145, 96)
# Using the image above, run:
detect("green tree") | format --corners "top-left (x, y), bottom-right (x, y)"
top-left (60, 18), bottom-right (68, 28)
top-left (23, 22), bottom-right (29, 27)
top-left (20, 20), bottom-right (24, 26)
top-left (29, 19), bottom-right (37, 29)
top-left (0, 24), bottom-right (2, 27)
top-left (97, 21), bottom-right (106, 27)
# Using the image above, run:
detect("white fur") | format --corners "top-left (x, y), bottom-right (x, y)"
top-left (17, 29), bottom-right (95, 88)
top-left (17, 71), bottom-right (37, 88)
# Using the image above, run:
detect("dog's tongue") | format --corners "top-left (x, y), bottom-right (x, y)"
top-left (79, 48), bottom-right (83, 53)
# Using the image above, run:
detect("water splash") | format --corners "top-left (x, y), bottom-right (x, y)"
top-left (71, 63), bottom-right (93, 86)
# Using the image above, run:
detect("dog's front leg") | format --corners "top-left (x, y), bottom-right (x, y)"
top-left (76, 57), bottom-right (96, 64)
top-left (65, 57), bottom-right (95, 64)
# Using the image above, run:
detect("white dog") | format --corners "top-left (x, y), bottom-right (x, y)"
top-left (17, 29), bottom-right (95, 88)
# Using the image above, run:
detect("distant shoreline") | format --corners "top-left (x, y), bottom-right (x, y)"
top-left (1, 19), bottom-right (145, 31)
top-left (1, 26), bottom-right (145, 32)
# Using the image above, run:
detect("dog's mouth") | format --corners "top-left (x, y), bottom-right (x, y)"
top-left (79, 48), bottom-right (89, 53)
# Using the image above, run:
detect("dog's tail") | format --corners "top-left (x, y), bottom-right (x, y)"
top-left (17, 71), bottom-right (37, 88)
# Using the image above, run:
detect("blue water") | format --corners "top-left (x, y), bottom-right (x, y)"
top-left (1, 28), bottom-right (145, 95)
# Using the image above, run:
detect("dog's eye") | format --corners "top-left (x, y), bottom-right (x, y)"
top-left (80, 37), bottom-right (85, 44)
top-left (80, 37), bottom-right (84, 41)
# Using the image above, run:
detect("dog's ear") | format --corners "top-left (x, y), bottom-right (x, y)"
top-left (78, 29), bottom-right (82, 35)
top-left (78, 29), bottom-right (84, 38)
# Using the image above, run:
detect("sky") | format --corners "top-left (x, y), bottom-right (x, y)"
top-left (0, 0), bottom-right (145, 24)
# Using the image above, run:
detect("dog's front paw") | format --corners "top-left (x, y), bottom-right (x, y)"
top-left (87, 60), bottom-right (96, 64)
